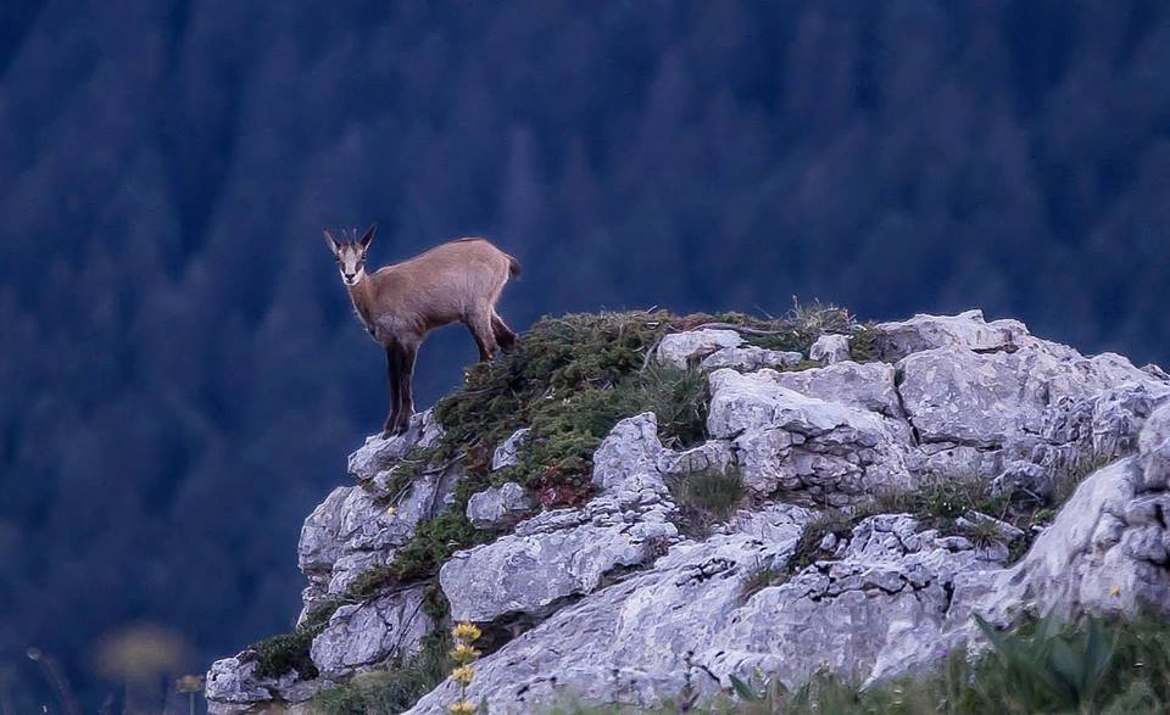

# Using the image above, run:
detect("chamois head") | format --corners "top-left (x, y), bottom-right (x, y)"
top-left (323, 224), bottom-right (376, 286)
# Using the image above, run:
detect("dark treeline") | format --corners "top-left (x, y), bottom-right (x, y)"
top-left (1, 0), bottom-right (1168, 709)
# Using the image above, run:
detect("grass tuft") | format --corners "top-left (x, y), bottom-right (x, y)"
top-left (668, 467), bottom-right (746, 536)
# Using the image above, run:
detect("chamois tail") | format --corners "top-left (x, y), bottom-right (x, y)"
top-left (507, 254), bottom-right (522, 279)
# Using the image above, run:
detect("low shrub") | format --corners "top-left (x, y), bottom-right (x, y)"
top-left (250, 623), bottom-right (325, 680)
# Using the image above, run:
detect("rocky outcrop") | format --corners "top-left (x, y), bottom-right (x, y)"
top-left (465, 482), bottom-right (532, 529)
top-left (206, 310), bottom-right (1170, 715)
top-left (311, 586), bottom-right (434, 679)
top-left (204, 657), bottom-right (323, 715)
top-left (297, 412), bottom-right (463, 619)
top-left (440, 414), bottom-right (681, 623)
top-left (707, 367), bottom-right (913, 504)
top-left (207, 411), bottom-right (457, 713)
top-left (413, 535), bottom-right (807, 714)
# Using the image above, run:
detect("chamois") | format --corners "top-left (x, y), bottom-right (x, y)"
top-left (324, 225), bottom-right (520, 436)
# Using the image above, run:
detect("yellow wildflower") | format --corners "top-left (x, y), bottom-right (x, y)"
top-left (448, 700), bottom-right (476, 715)
top-left (450, 643), bottom-right (481, 663)
top-left (451, 622), bottom-right (482, 642)
top-left (451, 664), bottom-right (475, 687)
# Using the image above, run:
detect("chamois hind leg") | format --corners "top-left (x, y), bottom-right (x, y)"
top-left (491, 311), bottom-right (517, 352)
top-left (393, 342), bottom-right (419, 435)
top-left (465, 311), bottom-right (499, 362)
top-left (382, 343), bottom-right (402, 438)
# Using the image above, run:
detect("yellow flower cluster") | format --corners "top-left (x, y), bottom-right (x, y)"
top-left (450, 642), bottom-right (481, 663)
top-left (446, 621), bottom-right (483, 714)
top-left (451, 665), bottom-right (475, 686)
top-left (452, 622), bottom-right (482, 642)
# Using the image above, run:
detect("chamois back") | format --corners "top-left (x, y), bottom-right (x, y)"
top-left (367, 237), bottom-right (517, 331)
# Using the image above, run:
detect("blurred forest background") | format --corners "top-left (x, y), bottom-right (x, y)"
top-left (2, 0), bottom-right (1169, 710)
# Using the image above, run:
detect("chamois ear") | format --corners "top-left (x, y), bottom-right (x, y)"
top-left (358, 223), bottom-right (377, 251)
top-left (323, 229), bottom-right (341, 256)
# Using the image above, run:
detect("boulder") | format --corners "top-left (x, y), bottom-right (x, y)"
top-left (896, 344), bottom-right (1168, 482)
top-left (590, 412), bottom-right (667, 491)
top-left (310, 586), bottom-right (434, 679)
top-left (809, 333), bottom-right (851, 364)
top-left (771, 361), bottom-right (905, 419)
top-left (465, 482), bottom-right (533, 529)
top-left (871, 309), bottom-right (1038, 362)
top-left (204, 657), bottom-right (325, 715)
top-left (656, 329), bottom-right (743, 368)
top-left (707, 368), bottom-right (912, 504)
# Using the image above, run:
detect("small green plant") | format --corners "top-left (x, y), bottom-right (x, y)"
top-left (669, 467), bottom-right (746, 537)
top-left (974, 612), bottom-right (1117, 712)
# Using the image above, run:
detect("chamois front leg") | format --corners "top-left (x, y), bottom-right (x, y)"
top-left (393, 342), bottom-right (419, 435)
top-left (382, 343), bottom-right (402, 438)
top-left (465, 311), bottom-right (499, 362)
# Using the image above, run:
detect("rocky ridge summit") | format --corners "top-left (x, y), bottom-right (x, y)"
top-left (205, 309), bottom-right (1170, 714)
